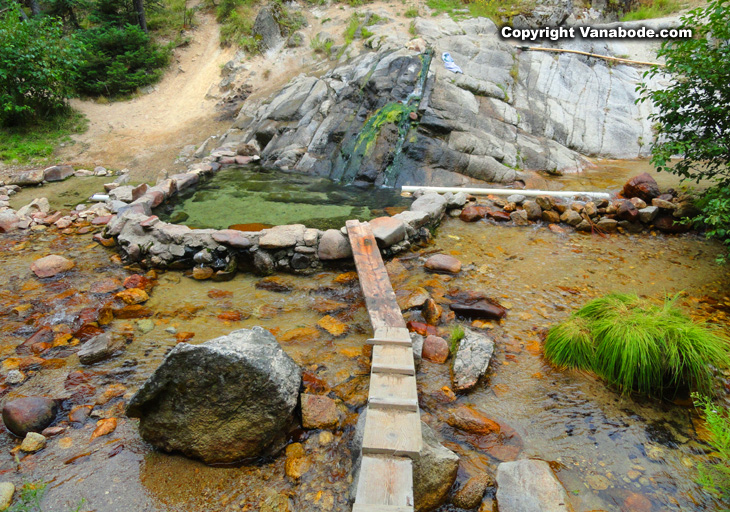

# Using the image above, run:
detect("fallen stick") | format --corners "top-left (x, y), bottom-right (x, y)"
top-left (518, 46), bottom-right (665, 67)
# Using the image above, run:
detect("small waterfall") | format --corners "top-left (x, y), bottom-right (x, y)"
top-left (333, 49), bottom-right (434, 187)
top-left (381, 49), bottom-right (433, 187)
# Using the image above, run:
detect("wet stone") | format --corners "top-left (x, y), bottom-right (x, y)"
top-left (424, 254), bottom-right (462, 274)
top-left (301, 393), bottom-right (339, 429)
top-left (422, 335), bottom-right (449, 364)
top-left (78, 333), bottom-right (125, 365)
top-left (5, 370), bottom-right (25, 385)
top-left (496, 459), bottom-right (572, 512)
top-left (370, 216), bottom-right (406, 247)
top-left (2, 397), bottom-right (58, 437)
top-left (510, 209), bottom-right (529, 225)
top-left (452, 473), bottom-right (494, 510)
top-left (20, 432), bottom-right (46, 452)
top-left (0, 482), bottom-right (14, 511)
top-left (126, 327), bottom-right (301, 463)
top-left (452, 328), bottom-right (495, 392)
top-left (30, 255), bottom-right (75, 278)
top-left (447, 405), bottom-right (500, 434)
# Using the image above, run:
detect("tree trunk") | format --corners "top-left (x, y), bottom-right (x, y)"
top-left (133, 0), bottom-right (147, 33)
top-left (27, 0), bottom-right (40, 16)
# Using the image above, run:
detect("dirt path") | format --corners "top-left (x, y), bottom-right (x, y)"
top-left (58, 9), bottom-right (235, 182)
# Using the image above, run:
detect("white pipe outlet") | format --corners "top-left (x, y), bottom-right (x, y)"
top-left (400, 185), bottom-right (611, 200)
top-left (90, 194), bottom-right (110, 202)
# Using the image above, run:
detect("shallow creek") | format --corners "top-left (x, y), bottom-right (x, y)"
top-left (0, 187), bottom-right (729, 511)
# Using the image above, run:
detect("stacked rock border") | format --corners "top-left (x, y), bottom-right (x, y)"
top-left (92, 147), bottom-right (467, 278)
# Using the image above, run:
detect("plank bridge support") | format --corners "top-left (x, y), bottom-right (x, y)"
top-left (347, 220), bottom-right (422, 512)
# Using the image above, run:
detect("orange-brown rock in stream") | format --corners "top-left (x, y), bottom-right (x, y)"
top-left (446, 405), bottom-right (501, 435)
top-left (30, 255), bottom-right (74, 278)
top-left (422, 335), bottom-right (449, 364)
top-left (423, 298), bottom-right (443, 325)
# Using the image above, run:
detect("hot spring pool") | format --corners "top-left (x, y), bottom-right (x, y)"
top-left (157, 166), bottom-right (411, 231)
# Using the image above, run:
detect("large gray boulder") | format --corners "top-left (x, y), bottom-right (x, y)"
top-left (228, 17), bottom-right (657, 185)
top-left (452, 328), bottom-right (495, 392)
top-left (351, 412), bottom-right (459, 511)
top-left (496, 459), bottom-right (573, 512)
top-left (253, 5), bottom-right (284, 51)
top-left (126, 327), bottom-right (301, 463)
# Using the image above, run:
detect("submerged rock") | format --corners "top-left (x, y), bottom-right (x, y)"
top-left (78, 333), bottom-right (125, 365)
top-left (300, 393), bottom-right (339, 429)
top-left (30, 255), bottom-right (75, 278)
top-left (2, 397), bottom-right (58, 437)
top-left (126, 327), bottom-right (301, 463)
top-left (452, 328), bottom-right (495, 392)
top-left (452, 473), bottom-right (494, 509)
top-left (424, 254), bottom-right (461, 274)
top-left (20, 432), bottom-right (46, 452)
top-left (496, 459), bottom-right (573, 512)
top-left (0, 482), bottom-right (14, 511)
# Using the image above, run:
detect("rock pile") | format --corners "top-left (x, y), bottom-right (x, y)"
top-left (453, 173), bottom-right (696, 235)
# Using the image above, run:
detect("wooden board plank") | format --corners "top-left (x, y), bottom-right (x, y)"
top-left (371, 345), bottom-right (415, 375)
top-left (362, 408), bottom-right (422, 458)
top-left (352, 505), bottom-right (413, 512)
top-left (368, 326), bottom-right (412, 346)
top-left (369, 373), bottom-right (418, 411)
top-left (354, 455), bottom-right (414, 508)
top-left (347, 220), bottom-right (407, 330)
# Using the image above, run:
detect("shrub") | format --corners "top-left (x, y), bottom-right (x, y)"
top-left (693, 394), bottom-right (730, 501)
top-left (691, 184), bottom-right (730, 264)
top-left (544, 293), bottom-right (729, 396)
top-left (0, 7), bottom-right (82, 126)
top-left (637, 0), bottom-right (730, 184)
top-left (75, 24), bottom-right (170, 97)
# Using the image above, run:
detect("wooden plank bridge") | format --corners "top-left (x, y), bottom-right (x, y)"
top-left (346, 220), bottom-right (422, 512)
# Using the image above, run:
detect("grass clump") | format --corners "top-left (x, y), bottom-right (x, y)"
top-left (449, 324), bottom-right (465, 356)
top-left (0, 110), bottom-right (87, 165)
top-left (544, 293), bottom-right (729, 396)
top-left (693, 394), bottom-right (730, 501)
top-left (404, 6), bottom-right (419, 17)
top-left (621, 0), bottom-right (682, 21)
top-left (310, 34), bottom-right (333, 55)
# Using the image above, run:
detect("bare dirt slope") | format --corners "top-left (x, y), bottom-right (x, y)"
top-left (58, 10), bottom-right (235, 182)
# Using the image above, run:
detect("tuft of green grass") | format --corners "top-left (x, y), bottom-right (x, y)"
top-left (404, 6), bottom-right (419, 17)
top-left (0, 110), bottom-right (87, 166)
top-left (694, 394), bottom-right (730, 501)
top-left (543, 316), bottom-right (594, 370)
top-left (621, 0), bottom-right (681, 21)
top-left (8, 481), bottom-right (46, 512)
top-left (408, 20), bottom-right (417, 36)
top-left (310, 34), bottom-right (333, 56)
top-left (543, 293), bottom-right (730, 396)
top-left (449, 324), bottom-right (465, 356)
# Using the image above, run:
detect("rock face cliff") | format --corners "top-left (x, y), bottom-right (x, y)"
top-left (219, 16), bottom-right (656, 186)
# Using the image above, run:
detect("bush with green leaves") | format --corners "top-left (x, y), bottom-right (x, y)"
top-left (694, 394), bottom-right (730, 502)
top-left (638, 0), bottom-right (730, 184)
top-left (691, 184), bottom-right (730, 264)
top-left (74, 24), bottom-right (169, 97)
top-left (544, 293), bottom-right (729, 396)
top-left (0, 6), bottom-right (81, 126)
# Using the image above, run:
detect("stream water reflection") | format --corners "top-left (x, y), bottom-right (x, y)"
top-left (0, 195), bottom-right (728, 511)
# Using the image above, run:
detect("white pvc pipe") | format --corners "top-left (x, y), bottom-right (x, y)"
top-left (401, 185), bottom-right (611, 200)
top-left (90, 194), bottom-right (110, 201)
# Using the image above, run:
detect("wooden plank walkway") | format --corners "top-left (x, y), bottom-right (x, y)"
top-left (347, 220), bottom-right (422, 512)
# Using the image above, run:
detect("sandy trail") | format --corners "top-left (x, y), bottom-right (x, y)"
top-left (58, 10), bottom-right (235, 181)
